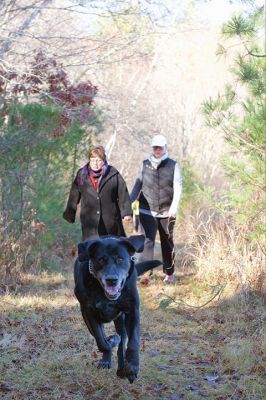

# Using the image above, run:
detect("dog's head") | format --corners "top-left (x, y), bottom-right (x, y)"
top-left (78, 235), bottom-right (145, 301)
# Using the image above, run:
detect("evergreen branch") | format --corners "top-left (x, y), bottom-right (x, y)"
top-left (247, 50), bottom-right (266, 58)
top-left (238, 172), bottom-right (266, 192)
top-left (243, 42), bottom-right (266, 58)
top-left (221, 125), bottom-right (265, 157)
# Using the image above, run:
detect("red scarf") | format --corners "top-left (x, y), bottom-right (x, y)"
top-left (88, 161), bottom-right (109, 191)
top-left (89, 174), bottom-right (99, 190)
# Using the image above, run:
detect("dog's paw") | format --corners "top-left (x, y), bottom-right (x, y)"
top-left (97, 359), bottom-right (112, 369)
top-left (107, 334), bottom-right (120, 348)
top-left (116, 364), bottom-right (138, 383)
top-left (127, 372), bottom-right (138, 384)
top-left (125, 362), bottom-right (139, 383)
top-left (116, 368), bottom-right (126, 379)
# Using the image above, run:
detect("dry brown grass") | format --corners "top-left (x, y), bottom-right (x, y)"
top-left (0, 265), bottom-right (265, 400)
top-left (0, 208), bottom-right (265, 399)
top-left (175, 208), bottom-right (266, 298)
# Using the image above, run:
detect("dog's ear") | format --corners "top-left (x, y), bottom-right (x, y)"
top-left (119, 234), bottom-right (145, 254)
top-left (78, 240), bottom-right (99, 261)
top-left (78, 241), bottom-right (89, 262)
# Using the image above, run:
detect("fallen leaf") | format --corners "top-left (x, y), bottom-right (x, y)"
top-left (149, 349), bottom-right (159, 357)
top-left (204, 373), bottom-right (219, 383)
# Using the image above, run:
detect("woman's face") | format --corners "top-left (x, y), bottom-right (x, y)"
top-left (152, 146), bottom-right (166, 159)
top-left (89, 157), bottom-right (104, 171)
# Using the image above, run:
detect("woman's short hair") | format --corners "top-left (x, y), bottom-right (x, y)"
top-left (88, 145), bottom-right (106, 162)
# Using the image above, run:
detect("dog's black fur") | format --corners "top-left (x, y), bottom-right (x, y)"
top-left (74, 234), bottom-right (161, 383)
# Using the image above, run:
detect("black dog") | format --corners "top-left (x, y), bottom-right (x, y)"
top-left (74, 234), bottom-right (161, 383)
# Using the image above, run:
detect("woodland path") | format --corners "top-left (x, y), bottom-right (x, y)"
top-left (0, 261), bottom-right (264, 400)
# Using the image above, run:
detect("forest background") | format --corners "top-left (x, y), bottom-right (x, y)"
top-left (1, 0), bottom-right (264, 294)
top-left (0, 0), bottom-right (265, 399)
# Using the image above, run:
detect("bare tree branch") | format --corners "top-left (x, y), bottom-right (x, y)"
top-left (0, 0), bottom-right (52, 59)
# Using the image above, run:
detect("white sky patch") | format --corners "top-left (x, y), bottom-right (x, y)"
top-left (72, 0), bottom-right (265, 32)
top-left (195, 0), bottom-right (265, 24)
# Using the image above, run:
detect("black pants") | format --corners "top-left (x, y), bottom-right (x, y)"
top-left (139, 213), bottom-right (176, 275)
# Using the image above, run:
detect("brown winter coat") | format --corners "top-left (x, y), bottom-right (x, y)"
top-left (63, 165), bottom-right (132, 240)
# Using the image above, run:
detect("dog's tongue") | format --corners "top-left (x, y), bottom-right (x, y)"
top-left (105, 285), bottom-right (120, 296)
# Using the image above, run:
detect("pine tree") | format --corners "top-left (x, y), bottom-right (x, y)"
top-left (202, 4), bottom-right (265, 246)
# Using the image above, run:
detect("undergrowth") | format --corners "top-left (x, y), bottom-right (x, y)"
top-left (175, 206), bottom-right (265, 299)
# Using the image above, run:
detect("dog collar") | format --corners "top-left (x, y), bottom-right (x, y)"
top-left (88, 259), bottom-right (96, 277)
top-left (127, 256), bottom-right (137, 278)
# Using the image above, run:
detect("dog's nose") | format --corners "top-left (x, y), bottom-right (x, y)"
top-left (106, 278), bottom-right (118, 286)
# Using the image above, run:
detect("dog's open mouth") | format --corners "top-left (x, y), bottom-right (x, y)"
top-left (103, 282), bottom-right (124, 301)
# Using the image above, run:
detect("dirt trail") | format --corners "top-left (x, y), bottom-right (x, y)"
top-left (0, 268), bottom-right (265, 400)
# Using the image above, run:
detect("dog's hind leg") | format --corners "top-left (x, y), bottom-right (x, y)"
top-left (114, 314), bottom-right (127, 378)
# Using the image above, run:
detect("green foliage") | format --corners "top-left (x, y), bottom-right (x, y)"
top-left (0, 87), bottom-right (102, 277)
top-left (159, 298), bottom-right (174, 309)
top-left (181, 160), bottom-right (199, 200)
top-left (202, 6), bottom-right (266, 245)
top-left (0, 102), bottom-right (61, 162)
top-left (179, 160), bottom-right (214, 216)
top-left (202, 84), bottom-right (236, 128)
top-left (222, 15), bottom-right (255, 38)
top-left (232, 55), bottom-right (265, 98)
top-left (0, 101), bottom-right (90, 234)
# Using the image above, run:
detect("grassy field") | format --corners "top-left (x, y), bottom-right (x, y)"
top-left (0, 266), bottom-right (265, 400)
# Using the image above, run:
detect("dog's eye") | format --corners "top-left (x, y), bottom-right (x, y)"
top-left (116, 257), bottom-right (124, 264)
top-left (97, 257), bottom-right (107, 266)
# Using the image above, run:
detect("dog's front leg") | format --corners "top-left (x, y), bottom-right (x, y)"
top-left (123, 308), bottom-right (140, 383)
top-left (114, 314), bottom-right (127, 376)
top-left (80, 306), bottom-right (120, 369)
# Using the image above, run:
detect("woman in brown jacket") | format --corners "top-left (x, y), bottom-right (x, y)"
top-left (63, 146), bottom-right (132, 240)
